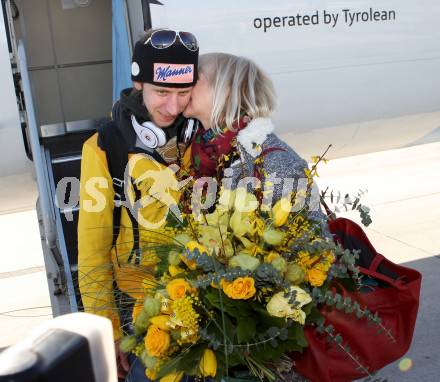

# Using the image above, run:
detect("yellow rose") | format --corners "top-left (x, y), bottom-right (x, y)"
top-left (266, 293), bottom-right (306, 324)
top-left (166, 278), bottom-right (192, 300)
top-left (199, 349), bottom-right (217, 377)
top-left (289, 308), bottom-right (307, 325)
top-left (149, 315), bottom-right (171, 331)
top-left (266, 292), bottom-right (293, 318)
top-left (266, 286), bottom-right (312, 324)
top-left (289, 286), bottom-right (312, 308)
top-left (144, 324), bottom-right (170, 357)
top-left (222, 277), bottom-right (256, 300)
top-left (160, 371), bottom-right (184, 382)
top-left (272, 198), bottom-right (292, 227)
top-left (307, 268), bottom-right (327, 287)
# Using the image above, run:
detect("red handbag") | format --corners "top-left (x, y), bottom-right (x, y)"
top-left (292, 217), bottom-right (422, 382)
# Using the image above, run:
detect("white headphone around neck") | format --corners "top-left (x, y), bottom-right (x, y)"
top-left (183, 118), bottom-right (199, 143)
top-left (131, 115), bottom-right (167, 149)
top-left (131, 114), bottom-right (199, 149)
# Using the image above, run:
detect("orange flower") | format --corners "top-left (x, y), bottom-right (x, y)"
top-left (222, 277), bottom-right (256, 300)
top-left (144, 324), bottom-right (170, 357)
top-left (307, 268), bottom-right (327, 287)
top-left (166, 278), bottom-right (192, 300)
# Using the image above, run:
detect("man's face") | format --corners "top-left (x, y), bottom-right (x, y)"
top-left (134, 82), bottom-right (193, 127)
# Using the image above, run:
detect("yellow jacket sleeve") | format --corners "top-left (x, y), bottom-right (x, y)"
top-left (77, 133), bottom-right (122, 340)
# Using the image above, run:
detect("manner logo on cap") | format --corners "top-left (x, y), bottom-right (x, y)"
top-left (154, 63), bottom-right (194, 84)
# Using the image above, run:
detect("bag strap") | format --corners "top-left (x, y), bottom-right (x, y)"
top-left (369, 253), bottom-right (385, 272)
top-left (359, 265), bottom-right (406, 289)
top-left (363, 253), bottom-right (410, 288)
top-left (126, 179), bottom-right (141, 265)
top-left (97, 122), bottom-right (141, 264)
top-left (98, 122), bottom-right (127, 247)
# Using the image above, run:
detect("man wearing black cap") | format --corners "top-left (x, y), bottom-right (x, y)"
top-left (77, 29), bottom-right (199, 381)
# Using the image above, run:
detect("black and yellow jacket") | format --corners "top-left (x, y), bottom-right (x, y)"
top-left (78, 89), bottom-right (186, 339)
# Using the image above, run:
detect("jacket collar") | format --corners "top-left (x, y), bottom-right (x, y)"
top-left (237, 117), bottom-right (274, 157)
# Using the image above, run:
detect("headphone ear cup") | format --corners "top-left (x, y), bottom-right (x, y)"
top-left (142, 121), bottom-right (167, 147)
top-left (182, 119), bottom-right (199, 143)
top-left (131, 115), bottom-right (167, 148)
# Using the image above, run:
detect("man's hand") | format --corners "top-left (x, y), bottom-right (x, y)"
top-left (115, 340), bottom-right (130, 379)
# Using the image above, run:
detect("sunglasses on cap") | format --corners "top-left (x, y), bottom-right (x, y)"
top-left (145, 29), bottom-right (198, 51)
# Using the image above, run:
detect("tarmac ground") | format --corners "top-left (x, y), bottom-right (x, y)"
top-left (0, 142), bottom-right (439, 381)
top-left (315, 142), bottom-right (440, 381)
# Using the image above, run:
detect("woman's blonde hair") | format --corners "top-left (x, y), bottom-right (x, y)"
top-left (199, 53), bottom-right (276, 134)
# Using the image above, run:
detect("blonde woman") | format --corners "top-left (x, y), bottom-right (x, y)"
top-left (184, 52), bottom-right (326, 226)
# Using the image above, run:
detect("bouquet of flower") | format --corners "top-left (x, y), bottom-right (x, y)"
top-left (116, 153), bottom-right (380, 382)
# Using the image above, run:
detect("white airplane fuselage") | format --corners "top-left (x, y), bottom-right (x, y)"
top-left (1, 0), bottom-right (439, 169)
